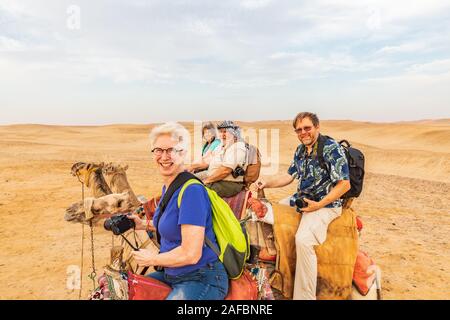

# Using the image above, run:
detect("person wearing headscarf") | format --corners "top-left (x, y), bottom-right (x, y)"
top-left (199, 120), bottom-right (248, 198)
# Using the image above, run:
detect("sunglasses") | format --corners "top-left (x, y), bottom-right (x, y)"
top-left (294, 126), bottom-right (314, 134)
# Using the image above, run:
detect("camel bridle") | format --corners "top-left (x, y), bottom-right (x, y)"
top-left (75, 171), bottom-right (98, 300)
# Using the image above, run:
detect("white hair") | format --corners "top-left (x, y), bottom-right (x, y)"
top-left (149, 122), bottom-right (190, 151)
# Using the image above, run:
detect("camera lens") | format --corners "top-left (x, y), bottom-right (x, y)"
top-left (295, 197), bottom-right (308, 209)
top-left (104, 219), bottom-right (114, 231)
top-left (232, 167), bottom-right (245, 178)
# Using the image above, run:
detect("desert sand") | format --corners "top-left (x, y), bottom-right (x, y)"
top-left (0, 120), bottom-right (449, 300)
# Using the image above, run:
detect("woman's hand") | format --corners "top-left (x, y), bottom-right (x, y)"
top-left (127, 214), bottom-right (146, 231)
top-left (131, 249), bottom-right (157, 267)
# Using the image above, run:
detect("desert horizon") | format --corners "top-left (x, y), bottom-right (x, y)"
top-left (2, 117), bottom-right (449, 127)
top-left (0, 118), bottom-right (449, 300)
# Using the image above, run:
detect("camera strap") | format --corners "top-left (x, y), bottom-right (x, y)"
top-left (155, 171), bottom-right (203, 245)
top-left (119, 233), bottom-right (139, 251)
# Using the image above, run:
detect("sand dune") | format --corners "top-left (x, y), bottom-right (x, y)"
top-left (0, 120), bottom-right (448, 300)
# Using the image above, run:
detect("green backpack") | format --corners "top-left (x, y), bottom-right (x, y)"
top-left (178, 179), bottom-right (250, 280)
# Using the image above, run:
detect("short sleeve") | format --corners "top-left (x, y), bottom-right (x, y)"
top-left (287, 146), bottom-right (301, 178)
top-left (210, 139), bottom-right (221, 152)
top-left (247, 145), bottom-right (259, 165)
top-left (325, 143), bottom-right (350, 183)
top-left (178, 184), bottom-right (211, 227)
top-left (222, 143), bottom-right (246, 170)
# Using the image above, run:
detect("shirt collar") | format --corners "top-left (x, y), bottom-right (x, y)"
top-left (301, 139), bottom-right (320, 158)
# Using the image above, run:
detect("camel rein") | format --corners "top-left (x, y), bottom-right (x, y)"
top-left (76, 173), bottom-right (97, 300)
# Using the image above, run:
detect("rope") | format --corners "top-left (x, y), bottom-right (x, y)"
top-left (79, 223), bottom-right (85, 300)
top-left (76, 172), bottom-right (99, 298)
top-left (88, 220), bottom-right (97, 292)
top-left (77, 179), bottom-right (85, 300)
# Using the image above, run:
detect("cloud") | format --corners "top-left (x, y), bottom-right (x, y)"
top-left (0, 36), bottom-right (26, 51)
top-left (186, 19), bottom-right (215, 36)
top-left (240, 0), bottom-right (272, 10)
top-left (376, 42), bottom-right (427, 55)
top-left (0, 0), bottom-right (449, 123)
top-left (364, 58), bottom-right (450, 85)
top-left (408, 59), bottom-right (450, 75)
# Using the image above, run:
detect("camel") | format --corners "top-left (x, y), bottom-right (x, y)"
top-left (71, 162), bottom-right (112, 197)
top-left (65, 192), bottom-right (136, 223)
top-left (66, 162), bottom-right (115, 223)
top-left (66, 162), bottom-right (146, 222)
top-left (66, 161), bottom-right (161, 282)
top-left (66, 162), bottom-right (152, 223)
top-left (101, 163), bottom-right (142, 208)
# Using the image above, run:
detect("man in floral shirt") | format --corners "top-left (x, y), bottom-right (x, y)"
top-left (256, 112), bottom-right (351, 300)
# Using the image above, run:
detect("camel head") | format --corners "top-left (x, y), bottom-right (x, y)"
top-left (102, 163), bottom-right (133, 195)
top-left (64, 191), bottom-right (136, 224)
top-left (71, 162), bottom-right (105, 179)
top-left (102, 162), bottom-right (129, 177)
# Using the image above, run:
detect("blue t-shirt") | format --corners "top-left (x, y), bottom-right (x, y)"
top-left (153, 183), bottom-right (219, 277)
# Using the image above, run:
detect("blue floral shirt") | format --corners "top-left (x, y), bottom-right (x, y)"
top-left (287, 136), bottom-right (350, 209)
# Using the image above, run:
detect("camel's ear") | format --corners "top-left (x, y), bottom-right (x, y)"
top-left (103, 162), bottom-right (112, 173)
top-left (83, 198), bottom-right (95, 221)
top-left (122, 190), bottom-right (131, 197)
top-left (123, 164), bottom-right (129, 171)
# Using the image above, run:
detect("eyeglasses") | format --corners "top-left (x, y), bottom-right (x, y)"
top-left (151, 147), bottom-right (183, 157)
top-left (294, 126), bottom-right (314, 134)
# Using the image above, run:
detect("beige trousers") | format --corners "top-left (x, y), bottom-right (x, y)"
top-left (293, 206), bottom-right (342, 300)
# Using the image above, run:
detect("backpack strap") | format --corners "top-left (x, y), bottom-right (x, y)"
top-left (339, 139), bottom-right (351, 149)
top-left (155, 172), bottom-right (201, 245)
top-left (177, 179), bottom-right (222, 259)
top-left (177, 179), bottom-right (204, 207)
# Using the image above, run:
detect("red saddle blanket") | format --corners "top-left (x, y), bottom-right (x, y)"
top-left (128, 272), bottom-right (172, 300)
top-left (128, 270), bottom-right (258, 300)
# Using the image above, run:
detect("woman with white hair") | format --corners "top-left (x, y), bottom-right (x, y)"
top-left (129, 122), bottom-right (228, 300)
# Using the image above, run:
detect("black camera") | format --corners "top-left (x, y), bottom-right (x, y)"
top-left (232, 166), bottom-right (245, 179)
top-left (294, 195), bottom-right (319, 210)
top-left (104, 214), bottom-right (135, 236)
top-left (295, 196), bottom-right (310, 209)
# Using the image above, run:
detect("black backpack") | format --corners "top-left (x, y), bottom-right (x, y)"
top-left (317, 135), bottom-right (365, 199)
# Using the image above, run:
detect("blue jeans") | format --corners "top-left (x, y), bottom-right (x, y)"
top-left (148, 261), bottom-right (229, 300)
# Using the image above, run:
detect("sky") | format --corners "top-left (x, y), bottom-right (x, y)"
top-left (1, 0), bottom-right (449, 125)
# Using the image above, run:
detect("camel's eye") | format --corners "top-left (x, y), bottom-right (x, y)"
top-left (117, 199), bottom-right (123, 208)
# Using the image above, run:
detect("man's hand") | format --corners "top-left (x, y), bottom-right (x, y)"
top-left (255, 174), bottom-right (294, 190)
top-left (131, 249), bottom-right (157, 267)
top-left (301, 198), bottom-right (324, 213)
top-left (255, 178), bottom-right (267, 190)
top-left (127, 214), bottom-right (146, 231)
top-left (203, 166), bottom-right (232, 185)
top-left (301, 180), bottom-right (351, 213)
